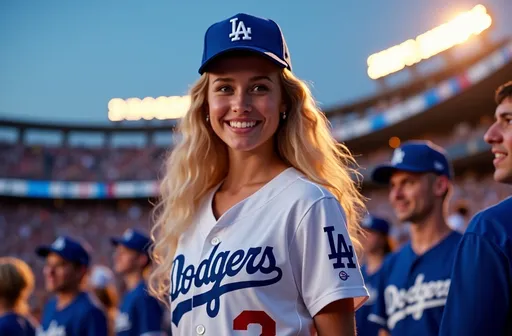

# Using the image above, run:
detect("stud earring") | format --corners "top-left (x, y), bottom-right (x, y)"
top-left (281, 112), bottom-right (287, 120)
top-left (206, 114), bottom-right (210, 122)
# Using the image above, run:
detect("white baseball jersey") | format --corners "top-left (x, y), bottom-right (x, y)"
top-left (170, 167), bottom-right (369, 335)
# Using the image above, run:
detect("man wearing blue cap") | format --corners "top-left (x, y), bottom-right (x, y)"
top-left (356, 215), bottom-right (394, 336)
top-left (35, 236), bottom-right (108, 336)
top-left (367, 141), bottom-right (462, 336)
top-left (111, 229), bottom-right (165, 336)
top-left (439, 82), bottom-right (512, 335)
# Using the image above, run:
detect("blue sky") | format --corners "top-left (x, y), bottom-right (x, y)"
top-left (0, 0), bottom-right (511, 124)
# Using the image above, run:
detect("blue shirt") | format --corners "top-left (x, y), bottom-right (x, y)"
top-left (368, 231), bottom-right (462, 336)
top-left (355, 264), bottom-right (381, 336)
top-left (439, 197), bottom-right (512, 335)
top-left (115, 281), bottom-right (164, 336)
top-left (37, 292), bottom-right (108, 336)
top-left (0, 312), bottom-right (36, 336)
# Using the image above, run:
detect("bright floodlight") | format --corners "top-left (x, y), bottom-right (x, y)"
top-left (108, 95), bottom-right (191, 121)
top-left (367, 4), bottom-right (492, 80)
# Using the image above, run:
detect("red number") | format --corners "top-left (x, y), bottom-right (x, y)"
top-left (233, 310), bottom-right (276, 336)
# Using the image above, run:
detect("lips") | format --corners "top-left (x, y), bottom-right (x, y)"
top-left (224, 119), bottom-right (262, 134)
top-left (492, 149), bottom-right (508, 166)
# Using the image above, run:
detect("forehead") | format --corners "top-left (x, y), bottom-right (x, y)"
top-left (207, 53), bottom-right (280, 78)
top-left (389, 170), bottom-right (424, 183)
top-left (496, 96), bottom-right (512, 117)
top-left (46, 252), bottom-right (71, 266)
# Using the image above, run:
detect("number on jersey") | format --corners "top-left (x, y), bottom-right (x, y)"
top-left (323, 226), bottom-right (356, 269)
top-left (233, 310), bottom-right (276, 336)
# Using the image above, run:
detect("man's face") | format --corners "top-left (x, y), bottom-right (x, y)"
top-left (43, 253), bottom-right (84, 293)
top-left (484, 96), bottom-right (512, 184)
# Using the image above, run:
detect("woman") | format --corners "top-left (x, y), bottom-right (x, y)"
top-left (0, 257), bottom-right (38, 336)
top-left (355, 215), bottom-right (395, 336)
top-left (150, 13), bottom-right (369, 335)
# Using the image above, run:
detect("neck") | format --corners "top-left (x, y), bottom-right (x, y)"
top-left (0, 303), bottom-right (12, 316)
top-left (409, 209), bottom-right (452, 255)
top-left (124, 272), bottom-right (143, 291)
top-left (224, 144), bottom-right (287, 190)
top-left (56, 289), bottom-right (81, 310)
top-left (364, 253), bottom-right (385, 275)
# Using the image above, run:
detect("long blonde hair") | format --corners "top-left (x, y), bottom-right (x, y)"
top-left (0, 257), bottom-right (35, 316)
top-left (149, 68), bottom-right (366, 305)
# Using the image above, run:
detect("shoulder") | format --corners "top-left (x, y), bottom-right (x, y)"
top-left (465, 197), bottom-right (512, 247)
top-left (80, 293), bottom-right (107, 317)
top-left (283, 169), bottom-right (342, 212)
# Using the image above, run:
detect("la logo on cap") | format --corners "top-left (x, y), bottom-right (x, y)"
top-left (391, 148), bottom-right (405, 165)
top-left (52, 237), bottom-right (65, 251)
top-left (229, 17), bottom-right (252, 41)
top-left (123, 229), bottom-right (134, 241)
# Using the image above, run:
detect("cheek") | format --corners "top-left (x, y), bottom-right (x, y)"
top-left (207, 97), bottom-right (229, 119)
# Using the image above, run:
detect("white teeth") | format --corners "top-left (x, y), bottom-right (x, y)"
top-left (495, 153), bottom-right (506, 158)
top-left (229, 121), bottom-right (257, 129)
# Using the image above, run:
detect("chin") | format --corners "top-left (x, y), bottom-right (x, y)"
top-left (494, 169), bottom-right (512, 184)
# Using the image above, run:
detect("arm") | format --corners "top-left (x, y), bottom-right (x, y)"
top-left (313, 298), bottom-right (356, 336)
top-left (136, 293), bottom-right (165, 336)
top-left (438, 233), bottom-right (511, 335)
top-left (81, 308), bottom-right (108, 336)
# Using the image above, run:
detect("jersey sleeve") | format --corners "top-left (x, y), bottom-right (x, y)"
top-left (80, 307), bottom-right (108, 336)
top-left (289, 197), bottom-right (369, 317)
top-left (438, 232), bottom-right (511, 335)
top-left (367, 261), bottom-right (390, 331)
top-left (135, 293), bottom-right (165, 336)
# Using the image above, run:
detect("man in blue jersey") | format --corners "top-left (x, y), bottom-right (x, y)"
top-left (356, 214), bottom-right (394, 336)
top-left (35, 236), bottom-right (108, 336)
top-left (367, 140), bottom-right (462, 336)
top-left (111, 228), bottom-right (165, 336)
top-left (439, 81), bottom-right (512, 335)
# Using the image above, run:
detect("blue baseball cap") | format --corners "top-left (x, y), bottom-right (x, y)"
top-left (371, 140), bottom-right (453, 184)
top-left (361, 214), bottom-right (390, 235)
top-left (110, 229), bottom-right (151, 255)
top-left (198, 13), bottom-right (292, 74)
top-left (36, 236), bottom-right (90, 267)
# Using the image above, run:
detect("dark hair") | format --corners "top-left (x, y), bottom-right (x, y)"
top-left (495, 81), bottom-right (512, 105)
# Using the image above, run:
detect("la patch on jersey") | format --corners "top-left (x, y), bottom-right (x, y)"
top-left (170, 168), bottom-right (368, 335)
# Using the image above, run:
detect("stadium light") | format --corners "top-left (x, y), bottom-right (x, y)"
top-left (367, 4), bottom-right (492, 80)
top-left (108, 95), bottom-right (191, 122)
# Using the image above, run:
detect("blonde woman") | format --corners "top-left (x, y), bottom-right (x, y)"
top-left (0, 257), bottom-right (38, 336)
top-left (150, 13), bottom-right (369, 336)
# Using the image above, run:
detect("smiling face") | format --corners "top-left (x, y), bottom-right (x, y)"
top-left (206, 54), bottom-right (286, 154)
top-left (484, 96), bottom-right (512, 184)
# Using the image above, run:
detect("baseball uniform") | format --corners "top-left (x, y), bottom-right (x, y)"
top-left (37, 292), bottom-right (108, 336)
top-left (368, 231), bottom-right (462, 335)
top-left (0, 312), bottom-right (36, 336)
top-left (439, 196), bottom-right (512, 335)
top-left (170, 167), bottom-right (369, 335)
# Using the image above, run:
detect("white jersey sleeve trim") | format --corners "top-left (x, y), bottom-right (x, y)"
top-left (368, 313), bottom-right (387, 327)
top-left (140, 332), bottom-right (166, 336)
top-left (308, 287), bottom-right (369, 318)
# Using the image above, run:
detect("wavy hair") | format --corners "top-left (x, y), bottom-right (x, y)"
top-left (149, 69), bottom-right (366, 305)
top-left (0, 257), bottom-right (35, 316)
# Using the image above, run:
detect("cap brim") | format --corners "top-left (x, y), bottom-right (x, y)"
top-left (110, 237), bottom-right (122, 247)
top-left (371, 164), bottom-right (429, 184)
top-left (35, 246), bottom-right (52, 258)
top-left (199, 46), bottom-right (288, 74)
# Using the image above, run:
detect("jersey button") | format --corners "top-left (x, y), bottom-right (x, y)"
top-left (211, 237), bottom-right (221, 246)
top-left (196, 324), bottom-right (206, 335)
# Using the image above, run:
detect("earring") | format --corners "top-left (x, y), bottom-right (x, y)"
top-left (206, 114), bottom-right (210, 122)
top-left (281, 112), bottom-right (287, 120)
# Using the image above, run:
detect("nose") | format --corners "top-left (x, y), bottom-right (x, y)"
top-left (232, 91), bottom-right (252, 114)
top-left (389, 185), bottom-right (403, 203)
top-left (484, 122), bottom-right (502, 145)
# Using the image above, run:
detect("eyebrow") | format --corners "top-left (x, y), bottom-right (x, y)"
top-left (213, 75), bottom-right (273, 84)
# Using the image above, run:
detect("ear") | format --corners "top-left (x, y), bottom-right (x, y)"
top-left (433, 175), bottom-right (450, 197)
